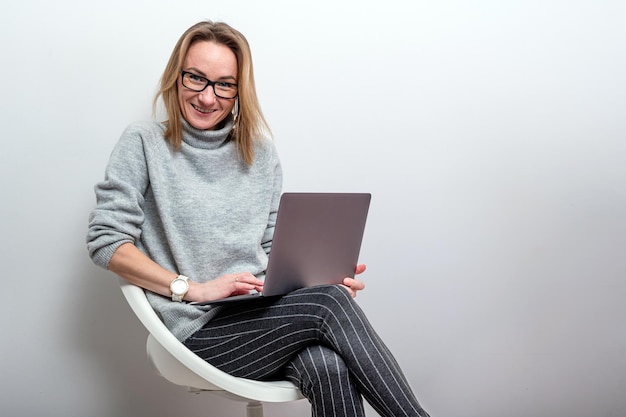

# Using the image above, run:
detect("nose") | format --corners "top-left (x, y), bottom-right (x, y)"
top-left (197, 86), bottom-right (217, 104)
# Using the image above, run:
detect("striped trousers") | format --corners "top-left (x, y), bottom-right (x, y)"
top-left (184, 285), bottom-right (430, 417)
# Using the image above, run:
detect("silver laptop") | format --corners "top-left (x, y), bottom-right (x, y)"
top-left (196, 192), bottom-right (371, 305)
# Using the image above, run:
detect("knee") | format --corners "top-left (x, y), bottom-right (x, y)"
top-left (292, 345), bottom-right (350, 384)
top-left (305, 284), bottom-right (353, 307)
top-left (285, 345), bottom-right (364, 416)
top-left (289, 284), bottom-right (364, 327)
top-left (314, 345), bottom-right (349, 379)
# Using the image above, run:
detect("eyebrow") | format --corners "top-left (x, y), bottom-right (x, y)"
top-left (185, 67), bottom-right (237, 82)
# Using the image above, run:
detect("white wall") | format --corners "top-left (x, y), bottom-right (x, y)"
top-left (1, 1), bottom-right (625, 416)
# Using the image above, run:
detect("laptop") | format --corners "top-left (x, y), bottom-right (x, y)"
top-left (193, 192), bottom-right (371, 305)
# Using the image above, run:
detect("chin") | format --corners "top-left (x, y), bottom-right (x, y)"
top-left (186, 113), bottom-right (227, 131)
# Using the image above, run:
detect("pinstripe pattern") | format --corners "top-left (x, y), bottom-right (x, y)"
top-left (184, 285), bottom-right (430, 417)
top-left (284, 345), bottom-right (365, 416)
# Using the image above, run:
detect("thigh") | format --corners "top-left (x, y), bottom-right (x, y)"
top-left (183, 286), bottom-right (344, 379)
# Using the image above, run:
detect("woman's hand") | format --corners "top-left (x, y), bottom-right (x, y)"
top-left (341, 264), bottom-right (366, 298)
top-left (186, 272), bottom-right (264, 303)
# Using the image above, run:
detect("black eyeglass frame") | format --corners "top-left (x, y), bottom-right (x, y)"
top-left (180, 70), bottom-right (239, 99)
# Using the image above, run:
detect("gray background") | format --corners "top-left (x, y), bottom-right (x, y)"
top-left (1, 1), bottom-right (624, 416)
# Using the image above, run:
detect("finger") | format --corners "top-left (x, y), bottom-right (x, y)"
top-left (233, 276), bottom-right (254, 288)
top-left (343, 277), bottom-right (365, 289)
top-left (232, 273), bottom-right (263, 286)
top-left (355, 264), bottom-right (367, 275)
top-left (339, 284), bottom-right (357, 298)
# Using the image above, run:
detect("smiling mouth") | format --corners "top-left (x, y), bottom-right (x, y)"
top-left (192, 104), bottom-right (215, 114)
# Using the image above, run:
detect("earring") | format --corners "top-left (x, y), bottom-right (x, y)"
top-left (232, 99), bottom-right (239, 123)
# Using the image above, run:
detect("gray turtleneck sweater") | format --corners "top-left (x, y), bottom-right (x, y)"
top-left (87, 116), bottom-right (282, 341)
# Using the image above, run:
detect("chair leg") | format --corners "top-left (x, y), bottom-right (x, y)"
top-left (246, 401), bottom-right (264, 417)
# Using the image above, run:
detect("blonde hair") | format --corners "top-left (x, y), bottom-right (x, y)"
top-left (154, 21), bottom-right (270, 165)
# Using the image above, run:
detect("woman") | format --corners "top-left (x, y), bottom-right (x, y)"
top-left (87, 20), bottom-right (430, 417)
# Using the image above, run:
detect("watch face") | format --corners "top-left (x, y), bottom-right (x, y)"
top-left (171, 279), bottom-right (188, 294)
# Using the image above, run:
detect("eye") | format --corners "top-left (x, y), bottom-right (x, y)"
top-left (183, 72), bottom-right (206, 85)
top-left (188, 73), bottom-right (205, 82)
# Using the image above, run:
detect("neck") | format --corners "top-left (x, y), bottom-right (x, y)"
top-left (180, 114), bottom-right (234, 150)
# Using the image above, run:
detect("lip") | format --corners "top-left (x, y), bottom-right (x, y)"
top-left (192, 103), bottom-right (216, 115)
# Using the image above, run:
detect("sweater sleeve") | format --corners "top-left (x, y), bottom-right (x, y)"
top-left (86, 123), bottom-right (151, 269)
top-left (260, 143), bottom-right (283, 256)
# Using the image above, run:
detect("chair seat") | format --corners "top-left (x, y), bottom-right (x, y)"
top-left (119, 278), bottom-right (304, 405)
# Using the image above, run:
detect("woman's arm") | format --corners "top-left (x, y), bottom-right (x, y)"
top-left (109, 242), bottom-right (264, 302)
top-left (108, 242), bottom-right (178, 297)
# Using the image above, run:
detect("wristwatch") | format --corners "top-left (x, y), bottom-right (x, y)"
top-left (170, 275), bottom-right (189, 302)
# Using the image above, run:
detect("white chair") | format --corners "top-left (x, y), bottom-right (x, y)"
top-left (119, 278), bottom-right (304, 417)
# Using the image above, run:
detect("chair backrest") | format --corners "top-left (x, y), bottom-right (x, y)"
top-left (118, 278), bottom-right (303, 403)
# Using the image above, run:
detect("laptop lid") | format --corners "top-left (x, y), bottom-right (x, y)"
top-left (261, 192), bottom-right (371, 296)
top-left (192, 192), bottom-right (371, 305)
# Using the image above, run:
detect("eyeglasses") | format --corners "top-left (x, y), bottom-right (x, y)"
top-left (180, 70), bottom-right (238, 99)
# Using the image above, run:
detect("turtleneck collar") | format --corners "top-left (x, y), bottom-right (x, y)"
top-left (180, 114), bottom-right (235, 150)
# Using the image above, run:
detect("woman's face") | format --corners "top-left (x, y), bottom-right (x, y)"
top-left (178, 41), bottom-right (238, 130)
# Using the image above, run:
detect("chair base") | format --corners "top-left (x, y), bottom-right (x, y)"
top-left (246, 401), bottom-right (264, 417)
top-left (187, 388), bottom-right (266, 417)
